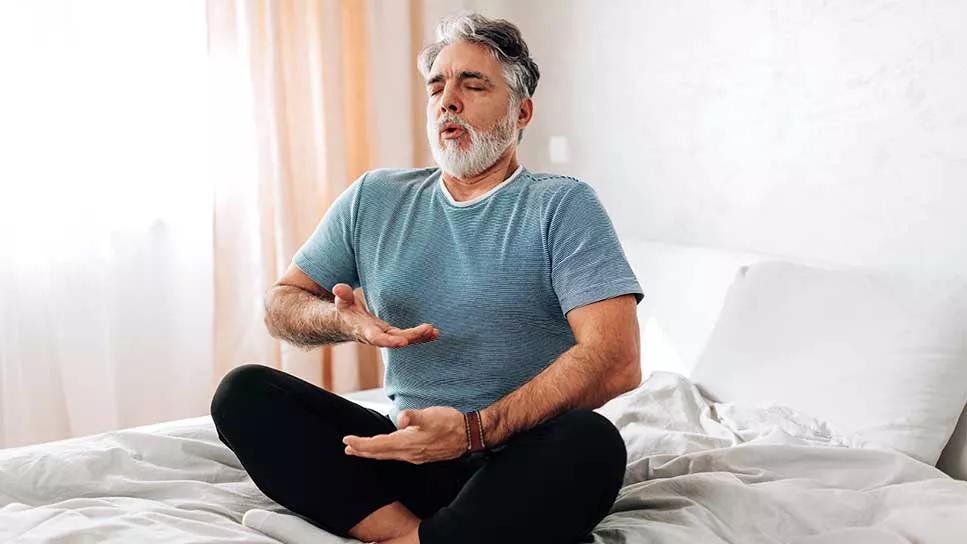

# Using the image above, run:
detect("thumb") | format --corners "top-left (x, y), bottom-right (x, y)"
top-left (332, 283), bottom-right (355, 310)
top-left (397, 409), bottom-right (418, 428)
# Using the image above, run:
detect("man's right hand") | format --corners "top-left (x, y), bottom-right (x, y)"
top-left (331, 283), bottom-right (439, 348)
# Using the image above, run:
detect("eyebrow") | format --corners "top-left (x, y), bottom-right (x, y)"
top-left (426, 71), bottom-right (494, 87)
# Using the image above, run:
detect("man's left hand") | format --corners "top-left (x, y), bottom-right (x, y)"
top-left (342, 406), bottom-right (468, 464)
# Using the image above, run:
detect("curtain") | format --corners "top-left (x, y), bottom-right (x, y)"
top-left (208, 0), bottom-right (426, 395)
top-left (0, 0), bottom-right (425, 449)
top-left (0, 0), bottom-right (213, 449)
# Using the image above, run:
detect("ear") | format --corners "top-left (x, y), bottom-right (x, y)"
top-left (516, 97), bottom-right (534, 130)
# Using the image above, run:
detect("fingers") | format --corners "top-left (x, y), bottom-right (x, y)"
top-left (365, 328), bottom-right (410, 348)
top-left (363, 323), bottom-right (439, 348)
top-left (330, 283), bottom-right (441, 349)
top-left (344, 447), bottom-right (395, 460)
top-left (343, 431), bottom-right (408, 459)
top-left (386, 323), bottom-right (440, 344)
top-left (331, 283), bottom-right (355, 310)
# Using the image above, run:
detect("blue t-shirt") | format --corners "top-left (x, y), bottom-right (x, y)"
top-left (292, 165), bottom-right (644, 428)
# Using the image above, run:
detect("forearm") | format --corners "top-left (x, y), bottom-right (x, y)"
top-left (263, 285), bottom-right (355, 349)
top-left (479, 344), bottom-right (639, 448)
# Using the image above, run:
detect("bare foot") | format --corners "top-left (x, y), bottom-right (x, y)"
top-left (376, 523), bottom-right (420, 544)
top-left (348, 501), bottom-right (420, 542)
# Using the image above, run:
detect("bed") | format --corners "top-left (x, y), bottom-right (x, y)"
top-left (3, 237), bottom-right (966, 543)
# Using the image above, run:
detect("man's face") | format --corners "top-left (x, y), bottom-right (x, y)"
top-left (425, 40), bottom-right (523, 179)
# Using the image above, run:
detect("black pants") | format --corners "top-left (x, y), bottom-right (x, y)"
top-left (210, 363), bottom-right (627, 544)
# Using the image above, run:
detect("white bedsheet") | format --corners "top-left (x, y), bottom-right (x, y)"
top-left (2, 373), bottom-right (965, 543)
top-left (592, 372), bottom-right (967, 543)
top-left (0, 414), bottom-right (286, 543)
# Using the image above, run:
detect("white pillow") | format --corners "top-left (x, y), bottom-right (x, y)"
top-left (691, 260), bottom-right (967, 465)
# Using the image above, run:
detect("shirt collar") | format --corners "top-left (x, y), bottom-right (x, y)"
top-left (438, 165), bottom-right (525, 207)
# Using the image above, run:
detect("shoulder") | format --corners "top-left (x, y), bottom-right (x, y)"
top-left (347, 167), bottom-right (440, 208)
top-left (525, 170), bottom-right (586, 190)
top-left (522, 170), bottom-right (601, 212)
top-left (359, 166), bottom-right (439, 189)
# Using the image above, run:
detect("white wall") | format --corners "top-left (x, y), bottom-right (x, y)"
top-left (425, 0), bottom-right (967, 276)
top-left (368, 0), bottom-right (417, 167)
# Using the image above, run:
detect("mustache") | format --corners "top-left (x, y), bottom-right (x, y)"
top-left (435, 114), bottom-right (472, 132)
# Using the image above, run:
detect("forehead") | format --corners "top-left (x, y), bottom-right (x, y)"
top-left (427, 40), bottom-right (505, 83)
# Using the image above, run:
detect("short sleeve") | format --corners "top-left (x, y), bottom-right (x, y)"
top-left (546, 182), bottom-right (644, 315)
top-left (291, 173), bottom-right (365, 292)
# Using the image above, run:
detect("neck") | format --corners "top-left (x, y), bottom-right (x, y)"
top-left (441, 149), bottom-right (521, 203)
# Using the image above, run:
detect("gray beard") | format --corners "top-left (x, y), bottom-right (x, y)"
top-left (427, 107), bottom-right (517, 179)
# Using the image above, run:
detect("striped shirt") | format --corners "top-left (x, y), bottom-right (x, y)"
top-left (293, 166), bottom-right (644, 428)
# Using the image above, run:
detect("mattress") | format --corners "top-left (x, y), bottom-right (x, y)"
top-left (2, 374), bottom-right (965, 543)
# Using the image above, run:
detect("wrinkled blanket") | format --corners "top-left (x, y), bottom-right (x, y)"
top-left (2, 372), bottom-right (964, 543)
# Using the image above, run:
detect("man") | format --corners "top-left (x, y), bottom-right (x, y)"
top-left (211, 12), bottom-right (644, 544)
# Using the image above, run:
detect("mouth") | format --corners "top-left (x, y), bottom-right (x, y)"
top-left (440, 123), bottom-right (466, 140)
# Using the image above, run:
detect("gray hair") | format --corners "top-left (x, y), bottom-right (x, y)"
top-left (418, 12), bottom-right (540, 143)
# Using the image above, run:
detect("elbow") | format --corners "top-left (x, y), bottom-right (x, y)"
top-left (622, 330), bottom-right (642, 393)
top-left (262, 287), bottom-right (281, 338)
top-left (586, 339), bottom-right (641, 397)
top-left (620, 360), bottom-right (642, 394)
top-left (263, 312), bottom-right (278, 340)
top-left (612, 350), bottom-right (642, 395)
top-left (624, 324), bottom-right (644, 390)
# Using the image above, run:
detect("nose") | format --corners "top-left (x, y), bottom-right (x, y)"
top-left (440, 84), bottom-right (462, 115)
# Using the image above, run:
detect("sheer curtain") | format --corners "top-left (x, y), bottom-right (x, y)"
top-left (0, 0), bottom-right (423, 449)
top-left (0, 1), bottom-right (212, 448)
top-left (208, 0), bottom-right (426, 401)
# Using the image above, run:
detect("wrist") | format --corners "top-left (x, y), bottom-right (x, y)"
top-left (477, 408), bottom-right (502, 449)
top-left (463, 410), bottom-right (487, 453)
top-left (329, 306), bottom-right (361, 343)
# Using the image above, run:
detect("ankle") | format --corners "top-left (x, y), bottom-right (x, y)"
top-left (376, 522), bottom-right (421, 544)
top-left (348, 501), bottom-right (421, 542)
